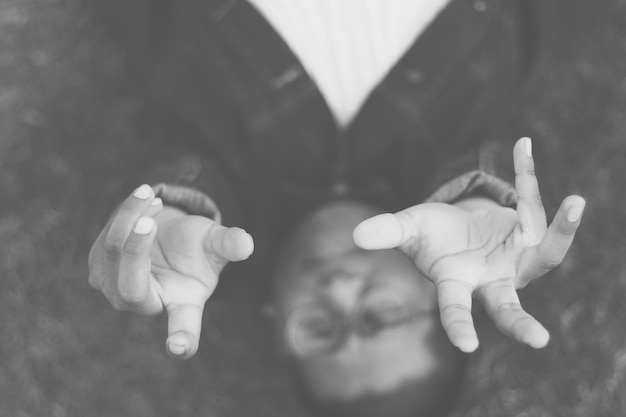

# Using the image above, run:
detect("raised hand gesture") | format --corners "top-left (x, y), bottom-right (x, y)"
top-left (88, 185), bottom-right (254, 358)
top-left (353, 138), bottom-right (585, 352)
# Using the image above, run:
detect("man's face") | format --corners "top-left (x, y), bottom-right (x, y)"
top-left (272, 201), bottom-right (441, 401)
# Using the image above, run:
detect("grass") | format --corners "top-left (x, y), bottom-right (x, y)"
top-left (1, 1), bottom-right (625, 416)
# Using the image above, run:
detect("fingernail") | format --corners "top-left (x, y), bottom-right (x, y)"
top-left (567, 203), bottom-right (584, 222)
top-left (134, 217), bottom-right (154, 235)
top-left (133, 184), bottom-right (152, 199)
top-left (168, 341), bottom-right (187, 356)
top-left (523, 137), bottom-right (532, 158)
top-left (150, 197), bottom-right (162, 207)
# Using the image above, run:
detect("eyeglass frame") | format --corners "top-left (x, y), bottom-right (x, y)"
top-left (282, 291), bottom-right (438, 359)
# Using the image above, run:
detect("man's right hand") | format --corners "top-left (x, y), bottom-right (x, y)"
top-left (88, 184), bottom-right (254, 359)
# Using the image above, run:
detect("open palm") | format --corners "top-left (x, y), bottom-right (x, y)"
top-left (148, 214), bottom-right (253, 354)
top-left (354, 138), bottom-right (585, 352)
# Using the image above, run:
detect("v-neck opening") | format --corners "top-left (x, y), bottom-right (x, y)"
top-left (214, 0), bottom-right (496, 134)
top-left (206, 0), bottom-right (492, 132)
top-left (346, 0), bottom-right (498, 136)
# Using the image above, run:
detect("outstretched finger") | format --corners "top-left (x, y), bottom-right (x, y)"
top-left (517, 195), bottom-right (585, 284)
top-left (165, 303), bottom-right (205, 359)
top-left (514, 137), bottom-right (547, 243)
top-left (436, 279), bottom-right (478, 353)
top-left (103, 185), bottom-right (157, 279)
top-left (204, 225), bottom-right (254, 264)
top-left (352, 211), bottom-right (417, 250)
top-left (89, 190), bottom-right (161, 291)
top-left (477, 277), bottom-right (549, 348)
top-left (143, 197), bottom-right (163, 217)
top-left (117, 216), bottom-right (163, 315)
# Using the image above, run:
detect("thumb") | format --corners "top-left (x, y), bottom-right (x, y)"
top-left (353, 212), bottom-right (416, 250)
top-left (204, 225), bottom-right (254, 263)
top-left (165, 303), bottom-right (205, 359)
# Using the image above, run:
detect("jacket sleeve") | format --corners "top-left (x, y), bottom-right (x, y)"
top-left (142, 154), bottom-right (232, 225)
top-left (138, 96), bottom-right (249, 227)
top-left (423, 0), bottom-right (542, 207)
top-left (424, 139), bottom-right (517, 207)
top-left (126, 0), bottom-right (257, 228)
top-left (90, 1), bottom-right (241, 224)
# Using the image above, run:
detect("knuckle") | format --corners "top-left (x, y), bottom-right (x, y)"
top-left (540, 253), bottom-right (564, 271)
top-left (495, 302), bottom-right (523, 316)
top-left (515, 278), bottom-right (530, 289)
top-left (103, 235), bottom-right (125, 257)
top-left (109, 296), bottom-right (127, 312)
top-left (123, 240), bottom-right (149, 257)
top-left (532, 194), bottom-right (545, 207)
top-left (476, 278), bottom-right (514, 300)
top-left (441, 303), bottom-right (470, 315)
top-left (509, 315), bottom-right (534, 333)
top-left (118, 290), bottom-right (146, 307)
top-left (555, 223), bottom-right (578, 237)
top-left (437, 279), bottom-right (473, 292)
top-left (444, 318), bottom-right (474, 331)
top-left (394, 211), bottom-right (413, 230)
top-left (517, 167), bottom-right (536, 177)
top-left (483, 277), bottom-right (513, 291)
top-left (117, 201), bottom-right (139, 216)
top-left (88, 272), bottom-right (101, 290)
top-left (523, 192), bottom-right (544, 208)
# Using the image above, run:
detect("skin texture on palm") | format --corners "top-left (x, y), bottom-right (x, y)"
top-left (353, 138), bottom-right (586, 353)
top-left (88, 185), bottom-right (254, 359)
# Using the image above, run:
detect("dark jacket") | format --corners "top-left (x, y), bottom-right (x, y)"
top-left (94, 0), bottom-right (539, 296)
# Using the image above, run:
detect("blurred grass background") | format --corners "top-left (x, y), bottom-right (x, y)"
top-left (1, 0), bottom-right (626, 416)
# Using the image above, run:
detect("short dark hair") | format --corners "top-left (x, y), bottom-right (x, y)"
top-left (290, 323), bottom-right (468, 417)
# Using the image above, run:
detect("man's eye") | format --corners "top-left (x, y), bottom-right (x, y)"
top-left (286, 306), bottom-right (342, 357)
top-left (299, 316), bottom-right (337, 340)
top-left (362, 304), bottom-right (410, 331)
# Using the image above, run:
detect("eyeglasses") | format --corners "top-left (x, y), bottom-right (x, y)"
top-left (284, 292), bottom-right (437, 358)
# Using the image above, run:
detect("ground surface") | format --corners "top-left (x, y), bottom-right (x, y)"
top-left (1, 1), bottom-right (626, 416)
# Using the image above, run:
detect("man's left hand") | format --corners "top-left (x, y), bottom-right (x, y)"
top-left (353, 137), bottom-right (585, 352)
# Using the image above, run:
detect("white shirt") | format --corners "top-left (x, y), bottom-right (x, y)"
top-left (247, 0), bottom-right (451, 126)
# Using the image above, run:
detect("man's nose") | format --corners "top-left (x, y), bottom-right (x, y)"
top-left (324, 273), bottom-right (362, 313)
